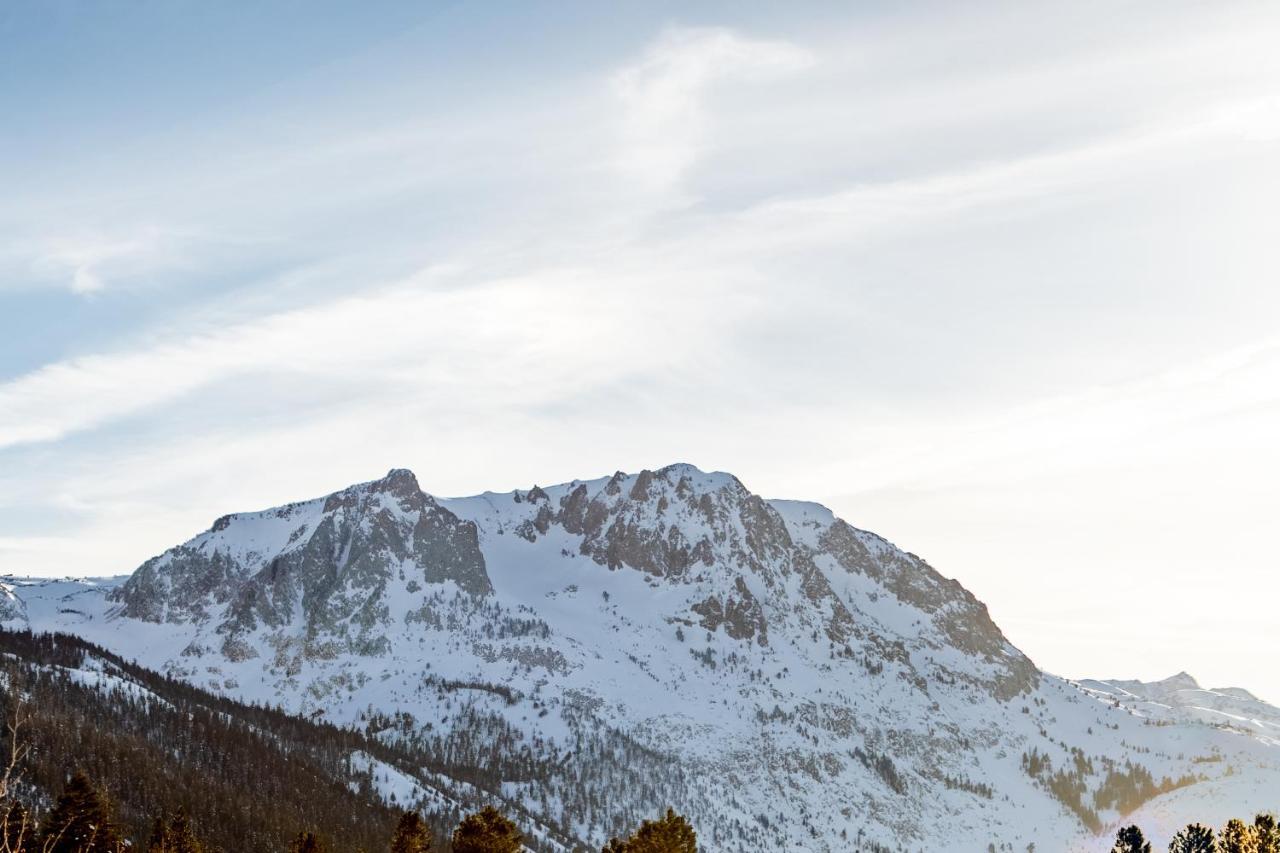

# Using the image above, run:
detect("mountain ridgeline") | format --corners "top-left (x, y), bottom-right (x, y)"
top-left (5, 464), bottom-right (1279, 851)
top-left (112, 464), bottom-right (1036, 700)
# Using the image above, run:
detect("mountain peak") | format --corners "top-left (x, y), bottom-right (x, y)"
top-left (373, 467), bottom-right (421, 495)
top-left (1157, 671), bottom-right (1201, 690)
top-left (22, 463), bottom-right (1279, 852)
top-left (655, 461), bottom-right (740, 488)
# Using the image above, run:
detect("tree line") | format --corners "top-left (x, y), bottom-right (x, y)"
top-left (0, 627), bottom-right (724, 851)
top-left (1109, 814), bottom-right (1280, 853)
top-left (2, 764), bottom-right (697, 853)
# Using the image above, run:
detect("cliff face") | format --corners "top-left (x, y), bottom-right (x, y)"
top-left (114, 468), bottom-right (490, 657)
top-left (8, 464), bottom-right (1275, 852)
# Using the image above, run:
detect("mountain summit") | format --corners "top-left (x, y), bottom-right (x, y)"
top-left (110, 464), bottom-right (1038, 701)
top-left (8, 464), bottom-right (1280, 851)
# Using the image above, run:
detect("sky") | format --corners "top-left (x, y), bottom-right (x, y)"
top-left (2, 1), bottom-right (1279, 699)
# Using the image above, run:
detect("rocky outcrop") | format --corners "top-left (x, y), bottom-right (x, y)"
top-left (819, 519), bottom-right (1038, 697)
top-left (0, 582), bottom-right (27, 625)
top-left (112, 469), bottom-right (491, 656)
top-left (109, 463), bottom-right (1035, 701)
top-left (691, 576), bottom-right (768, 644)
top-left (495, 463), bottom-right (1032, 697)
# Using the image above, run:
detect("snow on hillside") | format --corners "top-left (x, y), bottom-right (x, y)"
top-left (6, 465), bottom-right (1278, 852)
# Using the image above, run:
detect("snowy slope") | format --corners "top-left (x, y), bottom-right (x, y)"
top-left (1078, 673), bottom-right (1280, 743)
top-left (7, 464), bottom-right (1278, 852)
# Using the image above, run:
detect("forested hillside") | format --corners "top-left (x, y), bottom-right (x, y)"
top-left (6, 464), bottom-right (1280, 851)
top-left (0, 628), bottom-right (577, 852)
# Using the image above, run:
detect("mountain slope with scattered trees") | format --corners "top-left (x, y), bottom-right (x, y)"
top-left (5, 464), bottom-right (1280, 851)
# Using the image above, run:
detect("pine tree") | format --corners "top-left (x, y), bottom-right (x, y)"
top-left (389, 811), bottom-right (431, 853)
top-left (1220, 819), bottom-right (1260, 853)
top-left (452, 806), bottom-right (523, 853)
top-left (40, 771), bottom-right (124, 853)
top-left (603, 808), bottom-right (697, 853)
top-left (289, 832), bottom-right (327, 853)
top-left (166, 809), bottom-right (203, 853)
top-left (1110, 825), bottom-right (1151, 853)
top-left (146, 817), bottom-right (169, 853)
top-left (1168, 823), bottom-right (1217, 853)
top-left (1256, 815), bottom-right (1280, 853)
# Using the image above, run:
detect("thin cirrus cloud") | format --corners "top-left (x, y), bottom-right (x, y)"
top-left (0, 99), bottom-right (1244, 455)
top-left (611, 27), bottom-right (814, 199)
top-left (0, 260), bottom-right (743, 451)
top-left (2, 224), bottom-right (241, 297)
top-left (34, 229), bottom-right (177, 295)
top-left (3, 5), bottom-right (1280, 697)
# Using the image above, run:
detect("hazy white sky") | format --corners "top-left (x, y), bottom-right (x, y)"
top-left (2, 2), bottom-right (1278, 698)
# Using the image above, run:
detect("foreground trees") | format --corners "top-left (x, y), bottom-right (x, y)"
top-left (1219, 818), bottom-right (1260, 853)
top-left (1111, 825), bottom-right (1152, 853)
top-left (2, 802), bottom-right (35, 853)
top-left (603, 808), bottom-right (697, 853)
top-left (1257, 814), bottom-right (1280, 853)
top-left (389, 811), bottom-right (431, 853)
top-left (1110, 815), bottom-right (1280, 853)
top-left (147, 809), bottom-right (203, 853)
top-left (1168, 823), bottom-right (1216, 853)
top-left (41, 772), bottom-right (124, 853)
top-left (451, 806), bottom-right (524, 853)
top-left (8, 755), bottom-right (1280, 853)
top-left (286, 831), bottom-right (326, 853)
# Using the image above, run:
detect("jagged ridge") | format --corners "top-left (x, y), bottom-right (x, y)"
top-left (6, 464), bottom-right (1279, 852)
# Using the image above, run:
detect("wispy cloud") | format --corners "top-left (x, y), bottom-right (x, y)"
top-left (6, 225), bottom-right (214, 295)
top-left (4, 3), bottom-right (1280, 697)
top-left (611, 27), bottom-right (812, 201)
top-left (0, 259), bottom-right (743, 451)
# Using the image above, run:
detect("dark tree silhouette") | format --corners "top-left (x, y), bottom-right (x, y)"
top-left (452, 807), bottom-right (523, 853)
top-left (1168, 823), bottom-right (1216, 853)
top-left (602, 808), bottom-right (697, 853)
top-left (146, 817), bottom-right (169, 853)
top-left (288, 831), bottom-right (327, 853)
top-left (1256, 814), bottom-right (1280, 853)
top-left (40, 772), bottom-right (125, 853)
top-left (1110, 824), bottom-right (1150, 853)
top-left (164, 809), bottom-right (203, 853)
top-left (389, 811), bottom-right (431, 853)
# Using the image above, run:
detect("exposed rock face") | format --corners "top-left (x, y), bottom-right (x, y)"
top-left (691, 576), bottom-right (768, 643)
top-left (113, 463), bottom-right (1035, 699)
top-left (500, 462), bottom-right (1035, 698)
top-left (12, 464), bottom-right (1280, 852)
top-left (816, 516), bottom-right (1039, 699)
top-left (0, 582), bottom-right (27, 625)
top-left (113, 469), bottom-right (490, 656)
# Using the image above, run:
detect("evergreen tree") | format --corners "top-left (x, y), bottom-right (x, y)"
top-left (1111, 825), bottom-right (1151, 853)
top-left (603, 808), bottom-right (697, 853)
top-left (1256, 815), bottom-right (1280, 853)
top-left (452, 806), bottom-right (523, 853)
top-left (389, 811), bottom-right (431, 853)
top-left (166, 809), bottom-right (203, 853)
top-left (40, 771), bottom-right (124, 853)
top-left (289, 832), bottom-right (327, 853)
top-left (1220, 819), bottom-right (1260, 853)
top-left (146, 817), bottom-right (169, 853)
top-left (1168, 823), bottom-right (1217, 853)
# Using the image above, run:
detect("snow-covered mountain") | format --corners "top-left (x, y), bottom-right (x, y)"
top-left (1078, 673), bottom-right (1280, 740)
top-left (5, 464), bottom-right (1279, 851)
